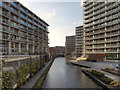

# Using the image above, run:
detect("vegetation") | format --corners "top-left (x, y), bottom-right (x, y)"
top-left (2, 55), bottom-right (49, 89)
top-left (91, 70), bottom-right (113, 84)
top-left (92, 70), bottom-right (104, 77)
top-left (105, 67), bottom-right (114, 71)
top-left (33, 61), bottom-right (53, 88)
top-left (99, 76), bottom-right (113, 84)
top-left (2, 71), bottom-right (14, 89)
top-left (17, 64), bottom-right (30, 87)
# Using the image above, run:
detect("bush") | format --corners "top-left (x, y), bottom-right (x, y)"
top-left (2, 71), bottom-right (14, 89)
top-left (92, 70), bottom-right (113, 84)
top-left (100, 76), bottom-right (113, 84)
top-left (105, 67), bottom-right (114, 71)
top-left (17, 65), bottom-right (29, 87)
top-left (92, 70), bottom-right (104, 77)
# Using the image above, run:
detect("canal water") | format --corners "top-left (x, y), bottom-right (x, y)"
top-left (42, 58), bottom-right (102, 88)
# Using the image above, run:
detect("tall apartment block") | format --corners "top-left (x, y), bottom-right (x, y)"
top-left (0, 2), bottom-right (49, 57)
top-left (75, 26), bottom-right (83, 57)
top-left (65, 35), bottom-right (75, 56)
top-left (83, 1), bottom-right (120, 61)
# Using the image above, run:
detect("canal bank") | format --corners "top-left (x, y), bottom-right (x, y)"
top-left (71, 61), bottom-right (120, 89)
top-left (21, 59), bottom-right (54, 89)
top-left (42, 58), bottom-right (102, 88)
top-left (33, 59), bottom-right (54, 88)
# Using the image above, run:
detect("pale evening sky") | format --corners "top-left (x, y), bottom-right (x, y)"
top-left (18, 1), bottom-right (83, 47)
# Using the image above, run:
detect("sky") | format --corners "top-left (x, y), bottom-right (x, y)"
top-left (18, 1), bottom-right (83, 47)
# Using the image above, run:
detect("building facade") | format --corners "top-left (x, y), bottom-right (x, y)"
top-left (83, 1), bottom-right (120, 61)
top-left (75, 26), bottom-right (83, 57)
top-left (0, 2), bottom-right (49, 57)
top-left (49, 46), bottom-right (65, 57)
top-left (65, 35), bottom-right (75, 56)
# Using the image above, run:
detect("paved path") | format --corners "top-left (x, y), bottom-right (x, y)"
top-left (4, 55), bottom-right (40, 62)
top-left (20, 60), bottom-right (52, 89)
top-left (72, 60), bottom-right (120, 82)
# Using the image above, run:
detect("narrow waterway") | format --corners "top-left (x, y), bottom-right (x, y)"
top-left (42, 58), bottom-right (102, 88)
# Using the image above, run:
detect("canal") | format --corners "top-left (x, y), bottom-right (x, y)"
top-left (42, 58), bottom-right (102, 88)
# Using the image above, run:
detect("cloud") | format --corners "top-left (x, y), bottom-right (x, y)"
top-left (46, 11), bottom-right (56, 19)
top-left (47, 11), bottom-right (56, 18)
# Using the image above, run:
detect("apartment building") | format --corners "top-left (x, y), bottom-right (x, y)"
top-left (75, 26), bottom-right (83, 57)
top-left (65, 35), bottom-right (75, 56)
top-left (0, 2), bottom-right (49, 57)
top-left (83, 1), bottom-right (120, 61)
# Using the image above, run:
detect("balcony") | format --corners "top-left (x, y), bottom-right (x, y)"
top-left (10, 17), bottom-right (19, 23)
top-left (106, 27), bottom-right (119, 32)
top-left (106, 32), bottom-right (119, 37)
top-left (28, 36), bottom-right (33, 40)
top-left (106, 9), bottom-right (119, 16)
top-left (94, 4), bottom-right (105, 11)
top-left (94, 40), bottom-right (105, 44)
top-left (2, 37), bottom-right (10, 41)
top-left (85, 4), bottom-right (93, 10)
top-left (28, 41), bottom-right (33, 45)
top-left (28, 30), bottom-right (33, 34)
top-left (21, 40), bottom-right (27, 44)
top-left (106, 39), bottom-right (118, 43)
top-left (2, 12), bottom-right (10, 18)
top-left (10, 2), bottom-right (19, 9)
top-left (1, 3), bottom-right (10, 10)
top-left (2, 21), bottom-right (9, 25)
top-left (106, 15), bottom-right (119, 22)
top-left (84, 9), bottom-right (94, 15)
top-left (11, 38), bottom-right (20, 42)
top-left (85, 37), bottom-right (93, 40)
top-left (2, 28), bottom-right (10, 33)
top-left (94, 30), bottom-right (105, 34)
top-left (106, 44), bottom-right (118, 48)
top-left (106, 50), bottom-right (118, 53)
top-left (85, 46), bottom-right (93, 49)
top-left (94, 35), bottom-right (105, 39)
top-left (94, 46), bottom-right (105, 49)
top-left (106, 3), bottom-right (118, 10)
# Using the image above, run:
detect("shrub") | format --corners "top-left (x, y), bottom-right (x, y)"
top-left (105, 67), bottom-right (114, 71)
top-left (92, 70), bottom-right (104, 77)
top-left (17, 65), bottom-right (29, 87)
top-left (2, 71), bottom-right (14, 89)
top-left (100, 76), bottom-right (113, 84)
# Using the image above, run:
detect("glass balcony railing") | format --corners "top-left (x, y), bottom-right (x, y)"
top-left (10, 2), bottom-right (19, 9)
top-left (107, 3), bottom-right (118, 10)
top-left (2, 20), bottom-right (9, 25)
top-left (2, 28), bottom-right (9, 33)
top-left (106, 8), bottom-right (118, 15)
top-left (1, 3), bottom-right (9, 10)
